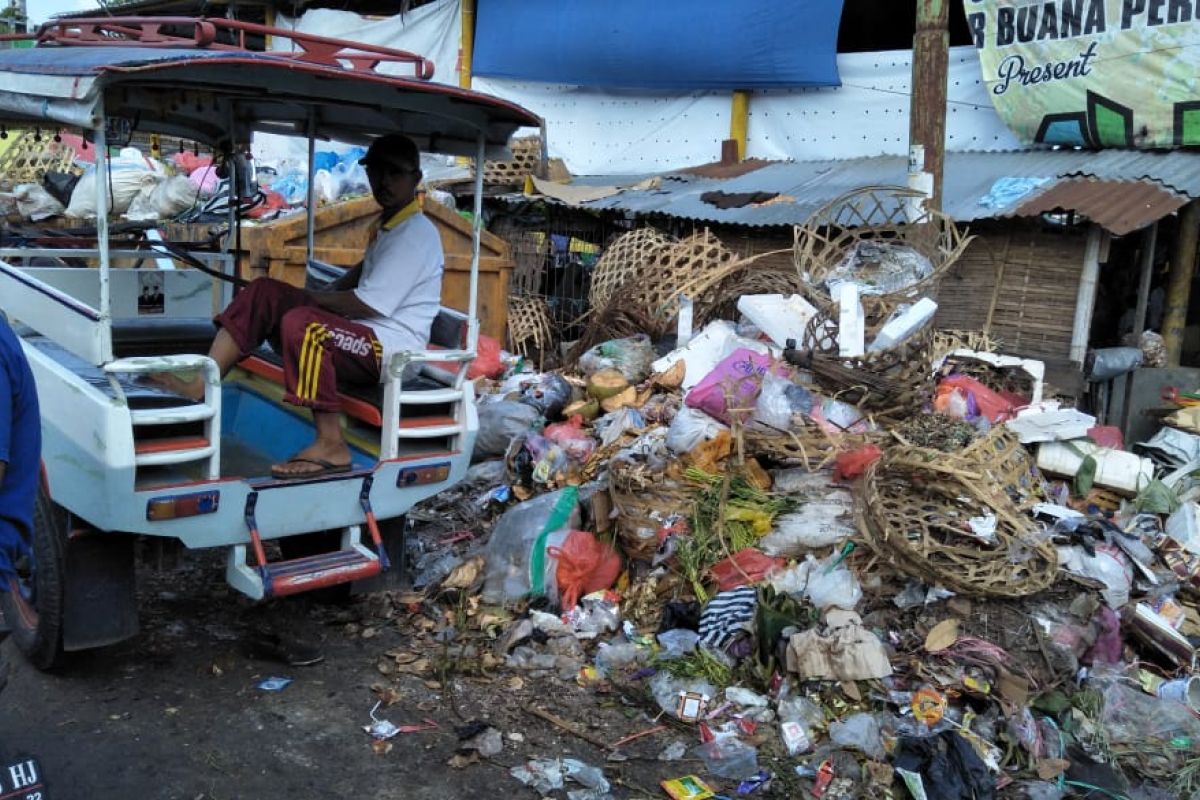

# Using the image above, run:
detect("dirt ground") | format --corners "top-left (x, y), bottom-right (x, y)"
top-left (0, 548), bottom-right (724, 800)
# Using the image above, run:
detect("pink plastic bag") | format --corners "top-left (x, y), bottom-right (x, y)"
top-left (543, 416), bottom-right (597, 463)
top-left (936, 374), bottom-right (1016, 423)
top-left (686, 349), bottom-right (786, 424)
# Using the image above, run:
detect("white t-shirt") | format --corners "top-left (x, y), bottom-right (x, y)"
top-left (353, 209), bottom-right (444, 366)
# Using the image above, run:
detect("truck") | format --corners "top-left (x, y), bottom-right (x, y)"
top-left (0, 16), bottom-right (539, 668)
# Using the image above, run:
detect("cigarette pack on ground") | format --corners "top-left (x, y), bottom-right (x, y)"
top-left (661, 775), bottom-right (715, 800)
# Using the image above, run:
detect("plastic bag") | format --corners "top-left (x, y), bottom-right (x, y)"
top-left (467, 334), bottom-right (505, 380)
top-left (693, 738), bottom-right (760, 781)
top-left (828, 713), bottom-right (885, 760)
top-left (805, 554), bottom-right (862, 611)
top-left (188, 164), bottom-right (220, 196)
top-left (1087, 347), bottom-right (1142, 381)
top-left (124, 175), bottom-right (162, 220)
top-left (543, 416), bottom-right (597, 463)
top-left (548, 531), bottom-right (622, 610)
top-left (753, 372), bottom-right (812, 430)
top-left (666, 406), bottom-right (729, 455)
top-left (518, 374), bottom-right (573, 419)
top-left (481, 487), bottom-right (580, 605)
top-left (936, 375), bottom-right (1016, 423)
top-left (656, 629), bottom-right (700, 658)
top-left (651, 672), bottom-right (717, 720)
top-left (760, 497), bottom-right (855, 556)
top-left (832, 444), bottom-right (882, 482)
top-left (66, 161), bottom-right (158, 218)
top-left (474, 399), bottom-right (541, 461)
top-left (12, 183), bottom-right (64, 221)
top-left (332, 160), bottom-right (370, 199)
top-left (709, 548), bottom-right (784, 592)
top-left (578, 334), bottom-right (656, 383)
top-left (686, 349), bottom-right (786, 425)
top-left (150, 175), bottom-right (203, 218)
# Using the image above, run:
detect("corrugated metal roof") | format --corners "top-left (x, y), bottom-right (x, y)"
top-left (555, 148), bottom-right (1200, 230)
top-left (1011, 178), bottom-right (1188, 236)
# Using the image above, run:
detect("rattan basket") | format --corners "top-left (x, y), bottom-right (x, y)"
top-left (792, 186), bottom-right (972, 329)
top-left (855, 427), bottom-right (1055, 597)
top-left (507, 295), bottom-right (555, 363)
top-left (608, 458), bottom-right (694, 562)
top-left (742, 421), bottom-right (878, 473)
top-left (589, 227), bottom-right (677, 311)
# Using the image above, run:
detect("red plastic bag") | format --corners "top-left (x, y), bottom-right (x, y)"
top-left (936, 374), bottom-right (1016, 423)
top-left (549, 531), bottom-right (622, 610)
top-left (833, 444), bottom-right (883, 482)
top-left (467, 334), bottom-right (505, 380)
top-left (543, 415), bottom-right (597, 462)
top-left (709, 548), bottom-right (785, 592)
top-left (1088, 426), bottom-right (1124, 450)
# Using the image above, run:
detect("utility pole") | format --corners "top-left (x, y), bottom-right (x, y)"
top-left (1163, 200), bottom-right (1200, 365)
top-left (909, 0), bottom-right (950, 212)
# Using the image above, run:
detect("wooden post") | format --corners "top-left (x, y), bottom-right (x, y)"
top-left (1121, 222), bottom-right (1159, 437)
top-left (1164, 200), bottom-right (1200, 365)
top-left (909, 0), bottom-right (949, 211)
top-left (1069, 225), bottom-right (1103, 365)
top-left (459, 0), bottom-right (476, 90)
top-left (729, 90), bottom-right (750, 162)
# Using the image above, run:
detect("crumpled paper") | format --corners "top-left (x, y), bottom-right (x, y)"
top-left (785, 608), bottom-right (893, 681)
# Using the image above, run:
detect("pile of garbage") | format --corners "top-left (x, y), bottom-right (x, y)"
top-left (1, 139), bottom-right (385, 225)
top-left (400, 213), bottom-right (1200, 800)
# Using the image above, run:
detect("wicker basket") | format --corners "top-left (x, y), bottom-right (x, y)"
top-left (742, 421), bottom-right (878, 473)
top-left (855, 427), bottom-right (1055, 597)
top-left (801, 315), bottom-right (937, 417)
top-left (507, 295), bottom-right (555, 363)
top-left (589, 227), bottom-right (676, 311)
top-left (608, 458), bottom-right (694, 562)
top-left (792, 186), bottom-right (972, 329)
top-left (478, 136), bottom-right (542, 186)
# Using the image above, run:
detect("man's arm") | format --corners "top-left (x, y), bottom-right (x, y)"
top-left (326, 263), bottom-right (363, 291)
top-left (307, 289), bottom-right (381, 319)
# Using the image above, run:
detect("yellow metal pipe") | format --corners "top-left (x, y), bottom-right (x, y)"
top-left (459, 0), bottom-right (476, 89)
top-left (729, 90), bottom-right (749, 161)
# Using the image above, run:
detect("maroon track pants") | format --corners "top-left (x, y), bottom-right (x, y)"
top-left (215, 278), bottom-right (382, 412)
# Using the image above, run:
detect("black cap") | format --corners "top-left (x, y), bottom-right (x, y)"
top-left (359, 133), bottom-right (421, 172)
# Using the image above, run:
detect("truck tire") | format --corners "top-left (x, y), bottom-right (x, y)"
top-left (0, 487), bottom-right (67, 670)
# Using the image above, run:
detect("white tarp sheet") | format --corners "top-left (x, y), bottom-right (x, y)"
top-left (267, 3), bottom-right (1022, 176)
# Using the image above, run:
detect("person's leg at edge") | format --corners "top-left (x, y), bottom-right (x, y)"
top-left (149, 279), bottom-right (313, 400)
top-left (271, 306), bottom-right (381, 478)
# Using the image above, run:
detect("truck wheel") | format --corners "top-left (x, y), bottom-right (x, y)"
top-left (0, 487), bottom-right (67, 670)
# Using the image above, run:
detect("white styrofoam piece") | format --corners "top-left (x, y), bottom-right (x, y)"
top-left (1036, 440), bottom-right (1155, 496)
top-left (837, 283), bottom-right (864, 358)
top-left (651, 320), bottom-right (773, 391)
top-left (943, 348), bottom-right (1046, 404)
top-left (868, 297), bottom-right (938, 352)
top-left (1006, 406), bottom-right (1097, 444)
top-left (1166, 504), bottom-right (1200, 554)
top-left (736, 293), bottom-right (821, 349)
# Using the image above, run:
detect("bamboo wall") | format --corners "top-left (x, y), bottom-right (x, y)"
top-left (936, 221), bottom-right (1087, 362)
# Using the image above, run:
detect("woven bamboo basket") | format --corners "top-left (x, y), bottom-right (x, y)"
top-left (742, 421), bottom-right (879, 473)
top-left (507, 295), bottom-right (555, 363)
top-left (801, 314), bottom-right (937, 417)
top-left (792, 185), bottom-right (972, 329)
top-left (608, 458), bottom-right (694, 562)
top-left (588, 227), bottom-right (676, 311)
top-left (478, 136), bottom-right (542, 186)
top-left (854, 428), bottom-right (1055, 597)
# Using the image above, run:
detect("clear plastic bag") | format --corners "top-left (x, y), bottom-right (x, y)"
top-left (754, 372), bottom-right (811, 430)
top-left (481, 488), bottom-right (580, 605)
top-left (829, 712), bottom-right (885, 760)
top-left (805, 554), bottom-right (862, 611)
top-left (666, 406), bottom-right (728, 455)
top-left (578, 335), bottom-right (656, 383)
top-left (692, 738), bottom-right (760, 780)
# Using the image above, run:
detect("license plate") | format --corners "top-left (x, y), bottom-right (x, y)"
top-left (0, 758), bottom-right (46, 800)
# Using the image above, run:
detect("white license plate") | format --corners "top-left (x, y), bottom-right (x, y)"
top-left (0, 758), bottom-right (46, 800)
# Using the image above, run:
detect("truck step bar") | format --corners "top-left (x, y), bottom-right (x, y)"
top-left (226, 478), bottom-right (391, 600)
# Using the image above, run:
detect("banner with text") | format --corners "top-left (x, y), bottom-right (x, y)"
top-left (966, 0), bottom-right (1200, 148)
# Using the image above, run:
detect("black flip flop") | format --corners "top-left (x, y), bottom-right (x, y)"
top-left (245, 631), bottom-right (325, 667)
top-left (270, 457), bottom-right (353, 480)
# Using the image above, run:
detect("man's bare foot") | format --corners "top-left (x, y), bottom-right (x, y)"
top-left (144, 371), bottom-right (206, 401)
top-left (270, 441), bottom-right (354, 479)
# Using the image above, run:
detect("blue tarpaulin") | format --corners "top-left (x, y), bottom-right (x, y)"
top-left (473, 0), bottom-right (844, 90)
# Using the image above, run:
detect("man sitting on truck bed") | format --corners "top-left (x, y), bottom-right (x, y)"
top-left (154, 133), bottom-right (444, 479)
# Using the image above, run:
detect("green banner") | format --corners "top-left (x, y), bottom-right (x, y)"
top-left (966, 0), bottom-right (1200, 148)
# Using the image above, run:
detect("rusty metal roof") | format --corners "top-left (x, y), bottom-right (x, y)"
top-left (519, 148), bottom-right (1200, 232)
top-left (1011, 178), bottom-right (1189, 236)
